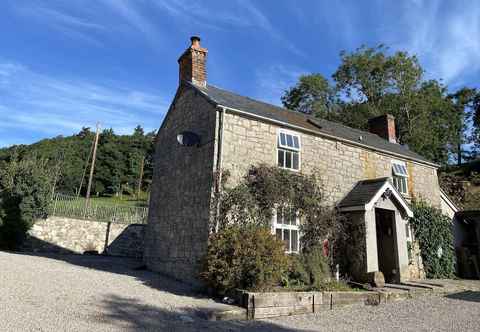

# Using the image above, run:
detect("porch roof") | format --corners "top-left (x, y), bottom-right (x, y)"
top-left (337, 177), bottom-right (413, 217)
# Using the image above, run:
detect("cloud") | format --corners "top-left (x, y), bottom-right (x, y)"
top-left (399, 0), bottom-right (480, 86)
top-left (13, 3), bottom-right (106, 46)
top-left (255, 64), bottom-right (306, 106)
top-left (0, 60), bottom-right (168, 147)
top-left (11, 1), bottom-right (162, 49)
top-left (102, 0), bottom-right (160, 43)
top-left (155, 0), bottom-right (304, 57)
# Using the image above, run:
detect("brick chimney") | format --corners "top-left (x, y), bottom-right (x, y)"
top-left (178, 36), bottom-right (207, 87)
top-left (368, 114), bottom-right (397, 143)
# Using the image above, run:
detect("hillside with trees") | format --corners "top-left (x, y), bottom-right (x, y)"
top-left (0, 126), bottom-right (155, 200)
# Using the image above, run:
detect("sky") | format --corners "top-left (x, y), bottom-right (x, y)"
top-left (1, 0), bottom-right (479, 148)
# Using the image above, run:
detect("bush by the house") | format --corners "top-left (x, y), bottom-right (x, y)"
top-left (409, 201), bottom-right (455, 278)
top-left (283, 245), bottom-right (332, 290)
top-left (200, 224), bottom-right (289, 294)
top-left (205, 165), bottom-right (349, 294)
top-left (0, 157), bottom-right (53, 249)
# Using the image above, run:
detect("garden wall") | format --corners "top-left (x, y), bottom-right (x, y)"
top-left (236, 290), bottom-right (399, 319)
top-left (23, 216), bottom-right (144, 258)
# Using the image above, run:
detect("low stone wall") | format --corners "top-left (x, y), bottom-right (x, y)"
top-left (237, 290), bottom-right (382, 319)
top-left (23, 216), bottom-right (145, 258)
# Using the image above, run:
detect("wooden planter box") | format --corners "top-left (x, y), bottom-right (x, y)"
top-left (235, 290), bottom-right (381, 319)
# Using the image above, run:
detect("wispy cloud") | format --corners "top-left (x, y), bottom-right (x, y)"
top-left (155, 0), bottom-right (304, 57)
top-left (0, 60), bottom-right (168, 147)
top-left (13, 3), bottom-right (106, 46)
top-left (12, 1), bottom-right (163, 49)
top-left (255, 64), bottom-right (306, 106)
top-left (102, 0), bottom-right (160, 44)
top-left (398, 0), bottom-right (480, 86)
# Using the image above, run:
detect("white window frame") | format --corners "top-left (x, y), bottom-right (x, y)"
top-left (277, 129), bottom-right (301, 172)
top-left (272, 206), bottom-right (300, 254)
top-left (391, 160), bottom-right (408, 195)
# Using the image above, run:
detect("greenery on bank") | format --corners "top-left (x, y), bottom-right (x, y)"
top-left (0, 157), bottom-right (53, 249)
top-left (409, 201), bottom-right (456, 278)
top-left (0, 126), bottom-right (155, 198)
top-left (201, 165), bottom-right (348, 294)
top-left (440, 160), bottom-right (480, 209)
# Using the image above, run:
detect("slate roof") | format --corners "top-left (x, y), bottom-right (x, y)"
top-left (193, 83), bottom-right (436, 167)
top-left (337, 178), bottom-right (390, 208)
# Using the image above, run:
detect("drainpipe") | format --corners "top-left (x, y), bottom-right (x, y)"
top-left (214, 106), bottom-right (225, 233)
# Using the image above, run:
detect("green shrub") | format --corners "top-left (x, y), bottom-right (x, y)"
top-left (283, 245), bottom-right (332, 290)
top-left (200, 224), bottom-right (289, 294)
top-left (409, 201), bottom-right (455, 278)
top-left (0, 157), bottom-right (53, 249)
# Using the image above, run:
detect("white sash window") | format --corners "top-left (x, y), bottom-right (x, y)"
top-left (277, 130), bottom-right (300, 171)
top-left (392, 161), bottom-right (408, 195)
top-left (273, 206), bottom-right (300, 253)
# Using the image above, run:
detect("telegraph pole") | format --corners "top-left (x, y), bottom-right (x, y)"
top-left (137, 156), bottom-right (145, 199)
top-left (85, 122), bottom-right (100, 208)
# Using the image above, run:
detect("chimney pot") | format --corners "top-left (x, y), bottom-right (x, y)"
top-left (368, 114), bottom-right (397, 143)
top-left (178, 36), bottom-right (207, 87)
top-left (190, 36), bottom-right (201, 48)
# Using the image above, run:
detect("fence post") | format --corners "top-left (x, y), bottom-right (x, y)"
top-left (52, 194), bottom-right (58, 216)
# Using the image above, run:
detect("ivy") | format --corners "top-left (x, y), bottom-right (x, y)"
top-left (409, 201), bottom-right (455, 278)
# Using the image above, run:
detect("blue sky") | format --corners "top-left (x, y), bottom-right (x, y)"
top-left (1, 0), bottom-right (479, 148)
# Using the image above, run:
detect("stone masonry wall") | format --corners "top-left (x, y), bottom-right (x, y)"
top-left (144, 85), bottom-right (217, 284)
top-left (220, 112), bottom-right (442, 281)
top-left (221, 112), bottom-right (441, 208)
top-left (24, 217), bottom-right (144, 258)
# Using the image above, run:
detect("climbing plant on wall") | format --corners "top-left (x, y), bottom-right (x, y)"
top-left (409, 201), bottom-right (455, 278)
top-left (214, 164), bottom-right (346, 253)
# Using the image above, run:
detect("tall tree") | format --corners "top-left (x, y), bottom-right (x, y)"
top-left (282, 45), bottom-right (462, 164)
top-left (448, 87), bottom-right (479, 164)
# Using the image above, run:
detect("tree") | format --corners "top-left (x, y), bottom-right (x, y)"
top-left (469, 92), bottom-right (480, 155)
top-left (0, 127), bottom-right (156, 197)
top-left (281, 74), bottom-right (337, 119)
top-left (282, 45), bottom-right (463, 164)
top-left (0, 156), bottom-right (53, 249)
top-left (447, 88), bottom-right (479, 164)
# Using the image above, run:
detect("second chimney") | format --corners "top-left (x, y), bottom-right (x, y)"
top-left (368, 114), bottom-right (397, 143)
top-left (178, 36), bottom-right (207, 87)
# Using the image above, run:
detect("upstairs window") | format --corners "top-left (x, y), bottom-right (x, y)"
top-left (392, 161), bottom-right (408, 195)
top-left (274, 206), bottom-right (300, 253)
top-left (277, 130), bottom-right (300, 171)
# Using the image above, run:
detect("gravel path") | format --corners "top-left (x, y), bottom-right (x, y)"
top-left (1, 251), bottom-right (479, 331)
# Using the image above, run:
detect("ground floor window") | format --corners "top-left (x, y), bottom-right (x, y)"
top-left (273, 206), bottom-right (300, 253)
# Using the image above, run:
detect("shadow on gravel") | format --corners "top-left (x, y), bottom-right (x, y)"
top-left (446, 291), bottom-right (480, 303)
top-left (98, 294), bottom-right (310, 332)
top-left (16, 249), bottom-right (209, 299)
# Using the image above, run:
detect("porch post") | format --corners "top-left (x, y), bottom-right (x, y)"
top-left (365, 209), bottom-right (379, 273)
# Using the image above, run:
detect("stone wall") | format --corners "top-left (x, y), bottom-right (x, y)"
top-left (144, 84), bottom-right (218, 284)
top-left (221, 111), bottom-right (441, 207)
top-left (24, 217), bottom-right (144, 258)
top-left (220, 111), bottom-right (439, 280)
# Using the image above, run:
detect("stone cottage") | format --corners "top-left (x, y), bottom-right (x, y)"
top-left (145, 36), bottom-right (450, 285)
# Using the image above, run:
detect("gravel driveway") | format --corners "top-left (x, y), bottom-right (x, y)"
top-left (1, 251), bottom-right (479, 332)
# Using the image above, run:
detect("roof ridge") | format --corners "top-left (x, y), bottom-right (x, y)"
top-left (188, 82), bottom-right (437, 167)
top-left (206, 84), bottom-right (402, 148)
